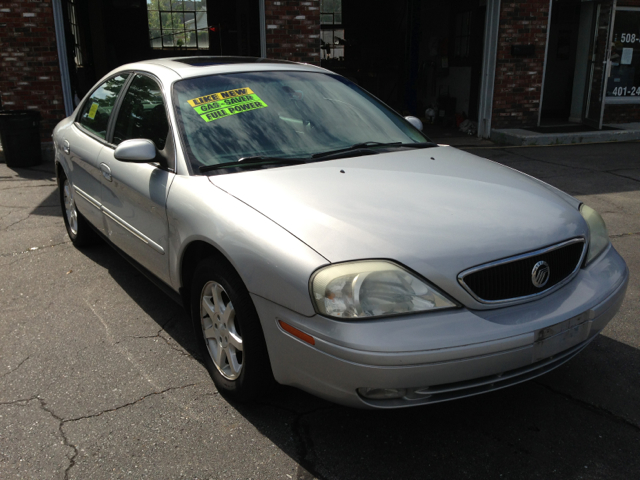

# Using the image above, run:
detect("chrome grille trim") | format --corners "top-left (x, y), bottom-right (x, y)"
top-left (458, 237), bottom-right (587, 306)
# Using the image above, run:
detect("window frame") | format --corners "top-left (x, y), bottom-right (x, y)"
top-left (453, 10), bottom-right (473, 60)
top-left (110, 71), bottom-right (176, 172)
top-left (111, 72), bottom-right (172, 151)
top-left (76, 71), bottom-right (174, 168)
top-left (320, 0), bottom-right (344, 61)
top-left (66, 0), bottom-right (83, 67)
top-left (75, 73), bottom-right (132, 146)
top-left (147, 0), bottom-right (210, 50)
top-left (605, 6), bottom-right (640, 105)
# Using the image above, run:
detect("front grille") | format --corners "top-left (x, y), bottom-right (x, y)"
top-left (460, 239), bottom-right (585, 303)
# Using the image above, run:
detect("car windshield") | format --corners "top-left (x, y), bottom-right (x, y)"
top-left (172, 71), bottom-right (430, 173)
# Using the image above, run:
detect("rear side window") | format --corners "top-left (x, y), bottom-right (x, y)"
top-left (112, 74), bottom-right (169, 149)
top-left (78, 75), bottom-right (128, 139)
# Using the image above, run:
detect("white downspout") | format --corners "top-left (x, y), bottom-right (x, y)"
top-left (477, 0), bottom-right (502, 138)
top-left (51, 0), bottom-right (74, 116)
top-left (538, 0), bottom-right (554, 127)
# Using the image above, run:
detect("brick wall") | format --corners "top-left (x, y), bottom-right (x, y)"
top-left (0, 0), bottom-right (64, 142)
top-left (265, 0), bottom-right (320, 65)
top-left (492, 0), bottom-right (550, 129)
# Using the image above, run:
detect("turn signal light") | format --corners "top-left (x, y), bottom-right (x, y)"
top-left (278, 320), bottom-right (315, 345)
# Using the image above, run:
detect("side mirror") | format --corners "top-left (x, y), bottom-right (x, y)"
top-left (405, 116), bottom-right (423, 131)
top-left (114, 139), bottom-right (157, 163)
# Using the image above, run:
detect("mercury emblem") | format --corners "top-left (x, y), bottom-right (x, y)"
top-left (531, 261), bottom-right (550, 288)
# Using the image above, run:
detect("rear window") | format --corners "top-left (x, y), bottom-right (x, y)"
top-left (78, 75), bottom-right (128, 139)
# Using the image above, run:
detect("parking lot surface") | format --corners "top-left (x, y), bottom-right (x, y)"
top-left (1, 141), bottom-right (639, 479)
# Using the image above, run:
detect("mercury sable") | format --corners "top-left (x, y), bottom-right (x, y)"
top-left (53, 57), bottom-right (628, 408)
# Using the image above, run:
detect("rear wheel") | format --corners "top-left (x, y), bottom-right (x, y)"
top-left (59, 173), bottom-right (99, 247)
top-left (191, 257), bottom-right (275, 401)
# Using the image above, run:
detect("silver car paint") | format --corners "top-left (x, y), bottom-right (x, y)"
top-left (209, 146), bottom-right (589, 310)
top-left (62, 123), bottom-right (107, 233)
top-left (260, 244), bottom-right (627, 356)
top-left (53, 58), bottom-right (628, 408)
top-left (113, 138), bottom-right (158, 161)
top-left (99, 147), bottom-right (174, 283)
top-left (166, 175), bottom-right (329, 316)
top-left (55, 70), bottom-right (178, 284)
top-left (254, 245), bottom-right (627, 408)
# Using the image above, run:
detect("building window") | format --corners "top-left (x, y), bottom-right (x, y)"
top-left (606, 7), bottom-right (640, 104)
top-left (453, 11), bottom-right (472, 59)
top-left (67, 0), bottom-right (82, 66)
top-left (147, 0), bottom-right (209, 50)
top-left (320, 0), bottom-right (344, 61)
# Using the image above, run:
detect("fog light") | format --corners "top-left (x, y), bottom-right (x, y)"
top-left (357, 387), bottom-right (407, 400)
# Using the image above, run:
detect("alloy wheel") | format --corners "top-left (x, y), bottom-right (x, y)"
top-left (200, 281), bottom-right (243, 380)
top-left (63, 179), bottom-right (78, 236)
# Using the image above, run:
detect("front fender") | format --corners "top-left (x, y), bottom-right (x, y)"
top-left (167, 175), bottom-right (329, 317)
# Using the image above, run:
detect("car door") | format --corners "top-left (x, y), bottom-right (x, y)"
top-left (98, 73), bottom-right (174, 284)
top-left (67, 74), bottom-right (129, 232)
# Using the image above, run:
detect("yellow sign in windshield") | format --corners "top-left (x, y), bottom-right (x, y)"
top-left (187, 87), bottom-right (268, 122)
top-left (188, 87), bottom-right (255, 106)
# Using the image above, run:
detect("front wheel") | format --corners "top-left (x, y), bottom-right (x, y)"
top-left (191, 258), bottom-right (275, 401)
top-left (59, 173), bottom-right (99, 247)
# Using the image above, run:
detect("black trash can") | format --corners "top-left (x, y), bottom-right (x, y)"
top-left (0, 110), bottom-right (42, 168)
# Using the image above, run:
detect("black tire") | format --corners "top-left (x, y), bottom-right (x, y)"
top-left (190, 257), bottom-right (275, 401)
top-left (58, 171), bottom-right (99, 247)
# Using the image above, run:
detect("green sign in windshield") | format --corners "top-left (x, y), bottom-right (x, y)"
top-left (188, 87), bottom-right (268, 122)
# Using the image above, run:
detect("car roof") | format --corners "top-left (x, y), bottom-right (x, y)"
top-left (122, 56), bottom-right (327, 79)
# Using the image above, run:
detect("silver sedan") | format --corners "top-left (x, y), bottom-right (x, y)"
top-left (53, 57), bottom-right (628, 408)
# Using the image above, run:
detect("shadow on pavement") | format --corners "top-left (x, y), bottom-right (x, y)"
top-left (69, 240), bottom-right (640, 479)
top-left (76, 243), bottom-right (200, 360)
top-left (234, 335), bottom-right (640, 480)
top-left (0, 161), bottom-right (60, 217)
top-left (0, 160), bottom-right (56, 181)
top-left (29, 189), bottom-right (61, 217)
top-left (44, 141), bottom-right (640, 479)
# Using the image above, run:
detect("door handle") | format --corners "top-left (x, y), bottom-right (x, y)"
top-left (100, 163), bottom-right (112, 182)
top-left (63, 140), bottom-right (70, 155)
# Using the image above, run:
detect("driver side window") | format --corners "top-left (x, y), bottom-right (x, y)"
top-left (113, 74), bottom-right (169, 149)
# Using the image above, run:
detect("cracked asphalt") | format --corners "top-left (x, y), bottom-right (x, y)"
top-left (0, 141), bottom-right (639, 480)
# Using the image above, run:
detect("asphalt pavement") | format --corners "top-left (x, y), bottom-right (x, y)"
top-left (0, 141), bottom-right (639, 480)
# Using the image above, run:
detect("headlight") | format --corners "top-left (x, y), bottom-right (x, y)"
top-left (310, 260), bottom-right (456, 319)
top-left (580, 204), bottom-right (610, 265)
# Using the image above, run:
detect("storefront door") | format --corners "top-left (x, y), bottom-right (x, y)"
top-left (583, 1), bottom-right (617, 128)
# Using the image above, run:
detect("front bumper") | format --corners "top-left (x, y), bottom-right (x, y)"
top-left (254, 244), bottom-right (628, 409)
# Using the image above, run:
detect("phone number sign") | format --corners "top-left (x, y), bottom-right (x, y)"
top-left (607, 9), bottom-right (640, 98)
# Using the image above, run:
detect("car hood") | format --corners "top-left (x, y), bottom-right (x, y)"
top-left (208, 147), bottom-right (587, 306)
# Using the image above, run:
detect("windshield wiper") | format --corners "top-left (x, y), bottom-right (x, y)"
top-left (199, 141), bottom-right (440, 173)
top-left (199, 156), bottom-right (307, 173)
top-left (311, 141), bottom-right (438, 159)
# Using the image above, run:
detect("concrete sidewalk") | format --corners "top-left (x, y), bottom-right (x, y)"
top-left (491, 123), bottom-right (640, 146)
top-left (1, 142), bottom-right (639, 480)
